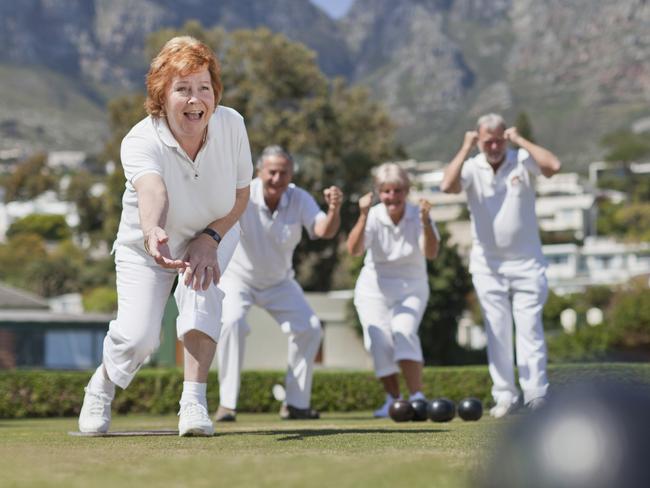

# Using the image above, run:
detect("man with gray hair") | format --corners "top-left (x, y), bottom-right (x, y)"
top-left (214, 145), bottom-right (343, 421)
top-left (440, 114), bottom-right (561, 418)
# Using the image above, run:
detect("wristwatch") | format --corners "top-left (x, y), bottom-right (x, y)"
top-left (201, 227), bottom-right (222, 244)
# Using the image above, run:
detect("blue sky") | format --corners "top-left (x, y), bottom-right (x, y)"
top-left (309, 0), bottom-right (354, 18)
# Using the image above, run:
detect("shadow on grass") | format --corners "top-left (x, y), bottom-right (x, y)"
top-left (227, 428), bottom-right (449, 442)
top-left (68, 427), bottom-right (449, 439)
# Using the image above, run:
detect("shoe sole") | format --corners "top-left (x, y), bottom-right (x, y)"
top-left (179, 428), bottom-right (214, 437)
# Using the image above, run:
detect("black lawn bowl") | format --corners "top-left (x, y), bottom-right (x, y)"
top-left (410, 399), bottom-right (429, 421)
top-left (389, 400), bottom-right (415, 422)
top-left (427, 398), bottom-right (456, 422)
top-left (458, 397), bottom-right (483, 421)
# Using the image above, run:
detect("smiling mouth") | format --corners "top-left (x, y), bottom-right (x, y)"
top-left (184, 110), bottom-right (204, 121)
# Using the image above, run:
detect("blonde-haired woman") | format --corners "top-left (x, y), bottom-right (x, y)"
top-left (347, 163), bottom-right (440, 417)
top-left (78, 36), bottom-right (253, 436)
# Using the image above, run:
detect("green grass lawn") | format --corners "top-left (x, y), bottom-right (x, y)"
top-left (0, 412), bottom-right (502, 488)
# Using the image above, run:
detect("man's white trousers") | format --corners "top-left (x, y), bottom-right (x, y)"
top-left (472, 268), bottom-right (549, 405)
top-left (216, 276), bottom-right (322, 409)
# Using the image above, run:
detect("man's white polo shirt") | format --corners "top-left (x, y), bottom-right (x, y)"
top-left (225, 178), bottom-right (326, 289)
top-left (114, 106), bottom-right (253, 263)
top-left (461, 148), bottom-right (546, 274)
top-left (361, 202), bottom-right (439, 281)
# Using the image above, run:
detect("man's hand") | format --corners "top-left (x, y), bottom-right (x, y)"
top-left (144, 226), bottom-right (188, 269)
top-left (323, 186), bottom-right (343, 212)
top-left (504, 127), bottom-right (523, 146)
top-left (463, 130), bottom-right (479, 149)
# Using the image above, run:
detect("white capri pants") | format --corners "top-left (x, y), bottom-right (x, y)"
top-left (354, 271), bottom-right (429, 378)
top-left (216, 276), bottom-right (322, 410)
top-left (472, 267), bottom-right (549, 405)
top-left (102, 226), bottom-right (239, 390)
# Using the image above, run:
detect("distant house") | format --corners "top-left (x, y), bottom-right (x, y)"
top-left (544, 238), bottom-right (650, 294)
top-left (0, 283), bottom-right (112, 370)
top-left (47, 151), bottom-right (86, 171)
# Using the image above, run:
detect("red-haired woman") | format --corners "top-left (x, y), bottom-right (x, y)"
top-left (78, 36), bottom-right (252, 436)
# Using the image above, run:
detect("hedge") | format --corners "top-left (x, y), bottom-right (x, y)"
top-left (1, 363), bottom-right (650, 418)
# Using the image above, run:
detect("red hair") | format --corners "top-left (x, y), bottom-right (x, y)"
top-left (145, 36), bottom-right (222, 117)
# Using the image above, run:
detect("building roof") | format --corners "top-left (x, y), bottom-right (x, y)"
top-left (0, 283), bottom-right (50, 310)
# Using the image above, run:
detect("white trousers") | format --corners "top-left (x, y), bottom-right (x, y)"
top-left (354, 271), bottom-right (428, 378)
top-left (102, 227), bottom-right (239, 389)
top-left (216, 276), bottom-right (322, 409)
top-left (472, 268), bottom-right (549, 405)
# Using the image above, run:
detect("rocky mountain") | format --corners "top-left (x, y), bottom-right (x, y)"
top-left (1, 0), bottom-right (649, 168)
top-left (343, 0), bottom-right (650, 166)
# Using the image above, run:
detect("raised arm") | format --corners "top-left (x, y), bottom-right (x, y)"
top-left (505, 127), bottom-right (561, 178)
top-left (136, 173), bottom-right (187, 269)
top-left (346, 192), bottom-right (373, 257)
top-left (314, 185), bottom-right (343, 239)
top-left (418, 199), bottom-right (439, 260)
top-left (440, 131), bottom-right (478, 194)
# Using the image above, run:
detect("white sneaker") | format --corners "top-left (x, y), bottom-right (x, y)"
top-left (373, 395), bottom-right (401, 418)
top-left (78, 387), bottom-right (112, 433)
top-left (178, 403), bottom-right (214, 437)
top-left (489, 402), bottom-right (518, 419)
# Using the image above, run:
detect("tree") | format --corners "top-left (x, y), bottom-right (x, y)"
top-left (515, 111), bottom-right (535, 143)
top-left (6, 214), bottom-right (71, 241)
top-left (419, 225), bottom-right (475, 364)
top-left (3, 153), bottom-right (57, 202)
top-left (65, 170), bottom-right (105, 236)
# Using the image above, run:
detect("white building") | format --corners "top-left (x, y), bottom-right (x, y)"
top-left (544, 237), bottom-right (650, 294)
top-left (47, 151), bottom-right (86, 171)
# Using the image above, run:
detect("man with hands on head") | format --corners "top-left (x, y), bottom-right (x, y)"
top-left (348, 163), bottom-right (439, 418)
top-left (215, 145), bottom-right (343, 421)
top-left (440, 113), bottom-right (561, 418)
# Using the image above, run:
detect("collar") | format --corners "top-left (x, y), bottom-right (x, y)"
top-left (475, 149), bottom-right (517, 175)
top-left (376, 201), bottom-right (417, 227)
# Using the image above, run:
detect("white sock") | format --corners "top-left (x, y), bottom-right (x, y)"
top-left (88, 365), bottom-right (115, 400)
top-left (409, 391), bottom-right (425, 401)
top-left (387, 393), bottom-right (401, 402)
top-left (180, 381), bottom-right (207, 409)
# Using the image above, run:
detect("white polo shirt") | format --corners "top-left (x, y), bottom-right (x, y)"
top-left (360, 202), bottom-right (439, 281)
top-left (461, 148), bottom-right (546, 274)
top-left (114, 106), bottom-right (253, 263)
top-left (225, 177), bottom-right (326, 288)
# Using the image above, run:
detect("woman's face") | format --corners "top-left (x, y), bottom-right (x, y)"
top-left (163, 67), bottom-right (215, 143)
top-left (378, 182), bottom-right (407, 221)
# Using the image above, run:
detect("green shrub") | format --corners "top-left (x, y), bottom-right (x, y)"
top-left (546, 325), bottom-right (610, 363)
top-left (609, 285), bottom-right (650, 347)
top-left (2, 364), bottom-right (650, 419)
top-left (7, 214), bottom-right (71, 241)
top-left (83, 286), bottom-right (118, 313)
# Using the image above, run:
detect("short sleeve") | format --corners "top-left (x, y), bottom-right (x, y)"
top-left (460, 157), bottom-right (474, 190)
top-left (363, 206), bottom-right (378, 250)
top-left (120, 131), bottom-right (163, 184)
top-left (518, 148), bottom-right (541, 176)
top-left (300, 190), bottom-right (326, 239)
top-left (235, 117), bottom-right (253, 189)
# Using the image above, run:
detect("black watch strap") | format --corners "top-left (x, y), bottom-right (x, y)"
top-left (201, 227), bottom-right (222, 244)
